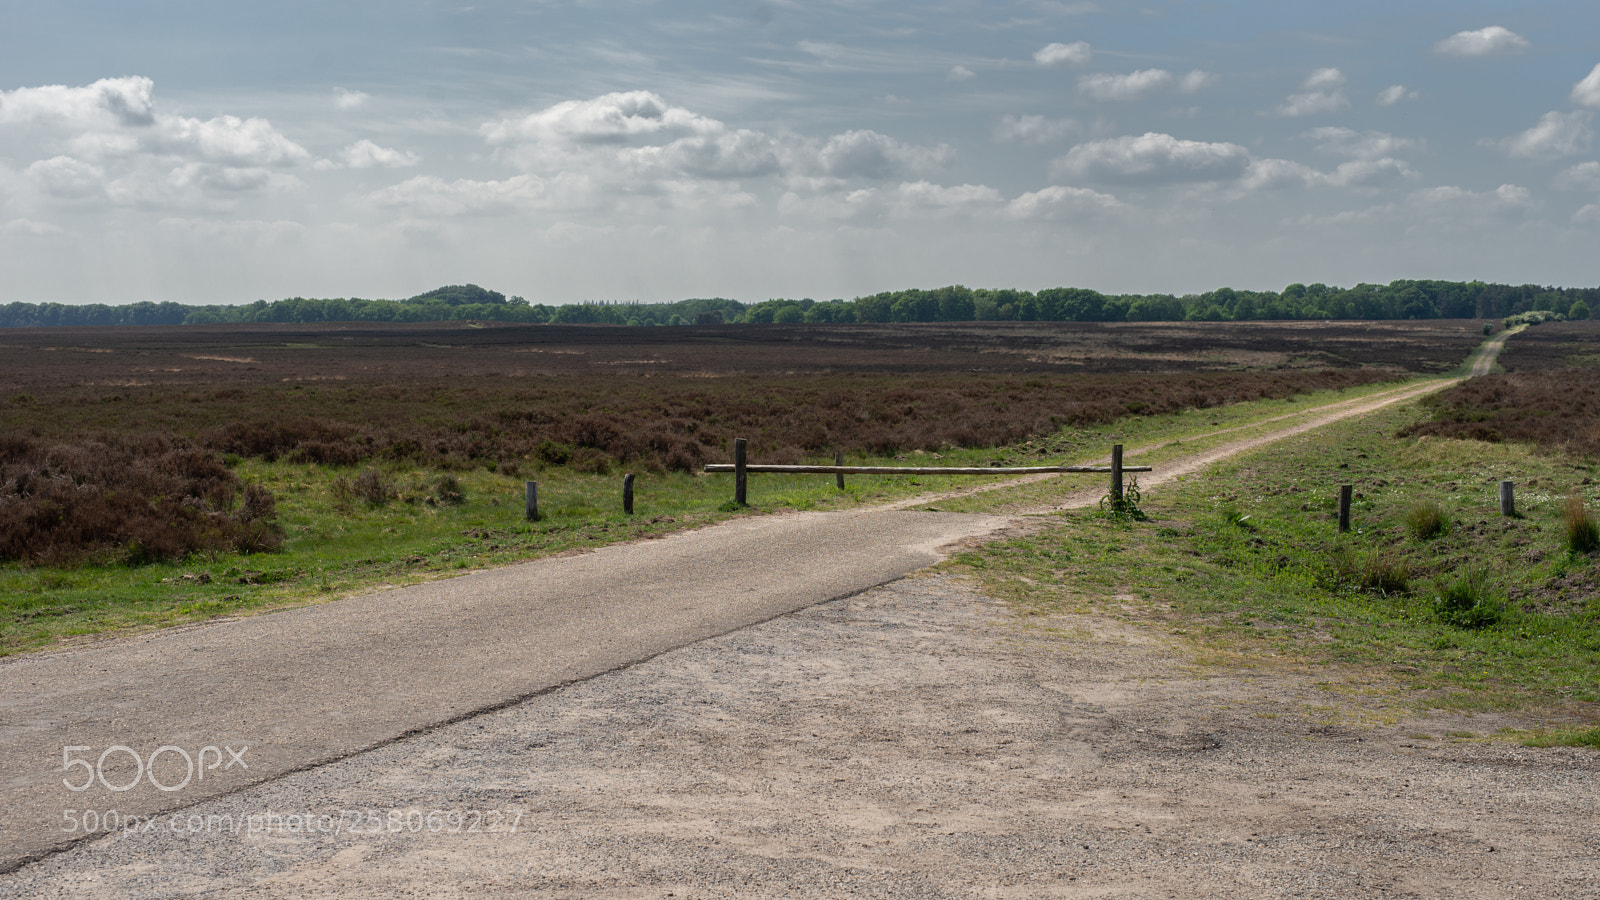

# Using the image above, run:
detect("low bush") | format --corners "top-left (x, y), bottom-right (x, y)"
top-left (0, 436), bottom-right (281, 564)
top-left (1327, 544), bottom-right (1410, 595)
top-left (1405, 501), bottom-right (1448, 540)
top-left (1431, 568), bottom-right (1505, 629)
top-left (1565, 496), bottom-right (1599, 554)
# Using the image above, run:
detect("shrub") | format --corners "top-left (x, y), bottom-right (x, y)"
top-left (1565, 496), bottom-right (1599, 554)
top-left (333, 469), bottom-right (394, 507)
top-left (1405, 501), bottom-right (1447, 540)
top-left (1328, 544), bottom-right (1410, 595)
top-left (1431, 568), bottom-right (1505, 629)
top-left (0, 438), bottom-right (282, 564)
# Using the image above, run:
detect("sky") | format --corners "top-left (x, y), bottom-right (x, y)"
top-left (2, 1), bottom-right (1598, 305)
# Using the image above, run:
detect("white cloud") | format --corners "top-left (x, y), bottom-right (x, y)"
top-left (1302, 68), bottom-right (1346, 91)
top-left (1326, 157), bottom-right (1417, 188)
top-left (1272, 69), bottom-right (1349, 117)
top-left (1572, 63), bottom-right (1600, 109)
top-left (155, 115), bottom-right (310, 167)
top-left (1492, 110), bottom-right (1593, 160)
top-left (1003, 184), bottom-right (1121, 220)
top-left (25, 155), bottom-right (106, 198)
top-left (1411, 183), bottom-right (1532, 213)
top-left (1433, 26), bottom-right (1530, 58)
top-left (993, 114), bottom-right (1080, 145)
top-left (484, 91), bottom-right (720, 146)
top-left (1556, 161), bottom-right (1600, 192)
top-left (1078, 69), bottom-right (1175, 102)
top-left (1575, 203), bottom-right (1600, 225)
top-left (815, 129), bottom-right (951, 179)
top-left (0, 76), bottom-right (156, 128)
top-left (1053, 132), bottom-right (1251, 184)
top-left (1305, 127), bottom-right (1421, 159)
top-left (1238, 158), bottom-right (1322, 191)
top-left (1034, 41), bottom-right (1093, 68)
top-left (340, 139), bottom-right (421, 169)
top-left (890, 180), bottom-right (1003, 211)
top-left (947, 65), bottom-right (976, 82)
top-left (1376, 85), bottom-right (1419, 107)
top-left (1178, 70), bottom-right (1218, 94)
top-left (333, 88), bottom-right (370, 111)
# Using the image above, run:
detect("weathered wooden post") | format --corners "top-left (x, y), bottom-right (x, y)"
top-left (835, 451), bottom-right (845, 490)
top-left (1338, 484), bottom-right (1353, 532)
top-left (1110, 444), bottom-right (1124, 506)
top-left (1499, 480), bottom-right (1515, 517)
top-left (525, 480), bottom-right (540, 522)
top-left (734, 438), bottom-right (748, 506)
top-left (623, 473), bottom-right (636, 515)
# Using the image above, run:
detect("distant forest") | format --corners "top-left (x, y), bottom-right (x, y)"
top-left (2, 280), bottom-right (1595, 328)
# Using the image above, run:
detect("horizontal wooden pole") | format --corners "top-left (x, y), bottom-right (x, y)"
top-left (704, 464), bottom-right (1152, 476)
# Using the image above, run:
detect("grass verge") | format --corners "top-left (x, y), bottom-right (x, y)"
top-left (947, 398), bottom-right (1600, 728)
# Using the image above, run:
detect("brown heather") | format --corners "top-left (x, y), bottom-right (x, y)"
top-left (0, 433), bottom-right (282, 565)
top-left (0, 319), bottom-right (1487, 564)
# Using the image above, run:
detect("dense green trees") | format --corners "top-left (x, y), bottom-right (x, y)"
top-left (3, 280), bottom-right (1597, 329)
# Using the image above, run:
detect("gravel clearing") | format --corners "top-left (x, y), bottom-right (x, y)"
top-left (5, 572), bottom-right (1595, 898)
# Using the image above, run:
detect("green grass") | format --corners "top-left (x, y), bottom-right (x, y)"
top-left (947, 399), bottom-right (1600, 724)
top-left (0, 377), bottom-right (1431, 656)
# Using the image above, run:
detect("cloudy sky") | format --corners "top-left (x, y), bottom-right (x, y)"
top-left (2, 1), bottom-right (1598, 305)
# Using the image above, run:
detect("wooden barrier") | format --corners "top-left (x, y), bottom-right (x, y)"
top-left (706, 441), bottom-right (1151, 506)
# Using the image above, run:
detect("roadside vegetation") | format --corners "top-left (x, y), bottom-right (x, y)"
top-left (0, 375), bottom-right (1427, 657)
top-left (949, 400), bottom-right (1600, 741)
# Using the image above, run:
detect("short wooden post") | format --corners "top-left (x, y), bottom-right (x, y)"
top-left (525, 480), bottom-right (540, 522)
top-left (1110, 444), bottom-right (1124, 505)
top-left (835, 451), bottom-right (845, 490)
top-left (1499, 480), bottom-right (1515, 517)
top-left (623, 473), bottom-right (635, 515)
top-left (734, 438), bottom-right (748, 506)
top-left (1338, 484), bottom-right (1352, 532)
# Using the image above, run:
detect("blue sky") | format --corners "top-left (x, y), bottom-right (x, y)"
top-left (2, 1), bottom-right (1598, 304)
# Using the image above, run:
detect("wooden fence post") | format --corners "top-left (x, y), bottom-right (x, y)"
top-left (1110, 444), bottom-right (1124, 505)
top-left (525, 480), bottom-right (540, 522)
top-left (1338, 484), bottom-right (1352, 532)
top-left (734, 438), bottom-right (748, 506)
top-left (835, 452), bottom-right (845, 490)
top-left (1499, 480), bottom-right (1515, 517)
top-left (623, 473), bottom-right (635, 515)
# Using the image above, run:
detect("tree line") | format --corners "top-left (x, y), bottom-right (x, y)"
top-left (2, 280), bottom-right (1594, 329)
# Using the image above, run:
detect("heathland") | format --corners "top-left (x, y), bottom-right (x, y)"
top-left (2, 315), bottom-right (1597, 740)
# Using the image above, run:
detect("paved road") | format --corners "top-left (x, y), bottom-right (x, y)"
top-left (0, 333), bottom-right (1511, 873)
top-left (0, 507), bottom-right (1009, 871)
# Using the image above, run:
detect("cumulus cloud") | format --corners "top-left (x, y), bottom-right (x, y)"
top-left (1003, 184), bottom-right (1121, 220)
top-left (1433, 26), bottom-right (1530, 58)
top-left (25, 155), bottom-right (106, 198)
top-left (1305, 127), bottom-right (1421, 159)
top-left (1272, 68), bottom-right (1350, 117)
top-left (1179, 70), bottom-right (1218, 93)
top-left (0, 76), bottom-right (311, 213)
top-left (1077, 69), bottom-right (1174, 102)
top-left (1053, 132), bottom-right (1251, 184)
top-left (993, 114), bottom-right (1081, 145)
top-left (1376, 85), bottom-right (1419, 106)
top-left (1034, 41), bottom-right (1093, 68)
top-left (1573, 63), bottom-right (1600, 109)
top-left (815, 129), bottom-right (951, 179)
top-left (484, 91), bottom-right (720, 146)
top-left (947, 65), bottom-right (976, 82)
top-left (1491, 110), bottom-right (1594, 160)
top-left (333, 88), bottom-right (370, 110)
top-left (340, 139), bottom-right (421, 169)
top-left (1556, 161), bottom-right (1600, 192)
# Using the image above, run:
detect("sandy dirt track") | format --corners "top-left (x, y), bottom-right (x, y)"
top-left (4, 575), bottom-right (1595, 898)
